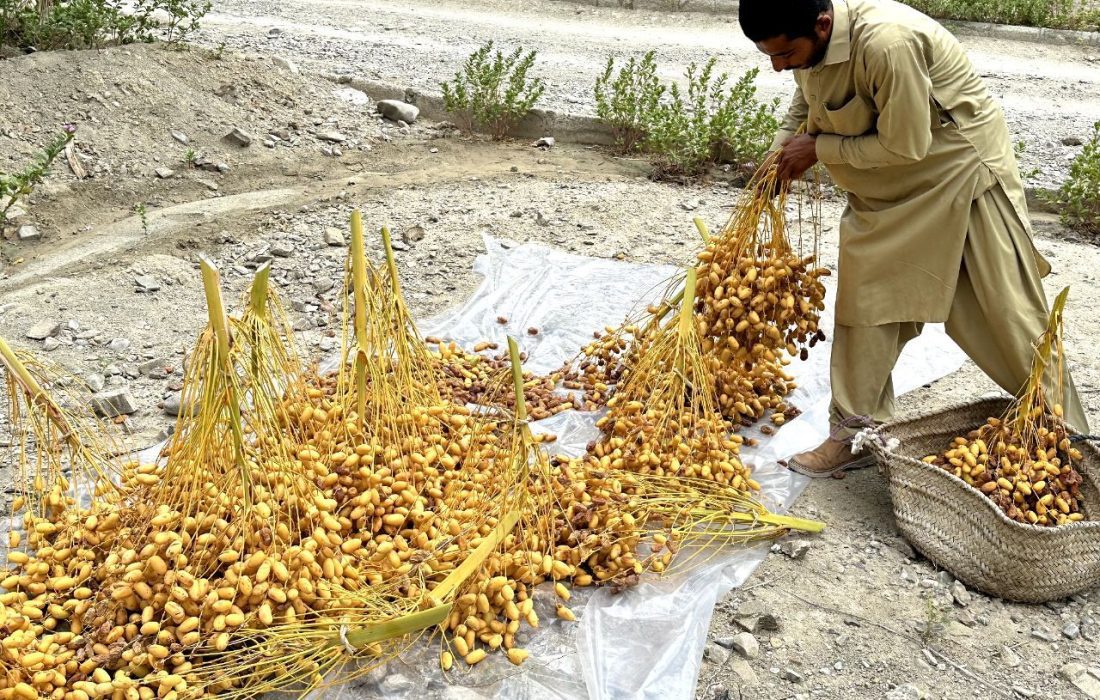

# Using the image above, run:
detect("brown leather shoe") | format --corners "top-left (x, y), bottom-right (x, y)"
top-left (788, 436), bottom-right (874, 479)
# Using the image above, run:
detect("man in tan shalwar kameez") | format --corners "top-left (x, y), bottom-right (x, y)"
top-left (738, 0), bottom-right (1090, 477)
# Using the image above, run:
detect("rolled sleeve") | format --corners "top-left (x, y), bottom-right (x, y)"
top-left (815, 134), bottom-right (844, 164)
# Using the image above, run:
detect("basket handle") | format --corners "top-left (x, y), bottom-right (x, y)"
top-left (1070, 434), bottom-right (1100, 443)
top-left (850, 426), bottom-right (899, 454)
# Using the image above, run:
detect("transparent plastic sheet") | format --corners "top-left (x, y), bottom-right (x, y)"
top-left (0, 237), bottom-right (968, 700)
top-left (296, 237), bottom-right (967, 700)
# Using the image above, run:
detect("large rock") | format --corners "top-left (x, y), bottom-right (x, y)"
top-left (702, 642), bottom-right (729, 666)
top-left (886, 685), bottom-right (926, 700)
top-left (85, 373), bottom-right (106, 392)
top-left (324, 227), bottom-right (345, 247)
top-left (1059, 664), bottom-right (1100, 699)
top-left (951, 580), bottom-right (972, 607)
top-left (734, 601), bottom-right (779, 633)
top-left (728, 658), bottom-right (758, 685)
top-left (91, 388), bottom-right (137, 417)
top-left (1032, 628), bottom-right (1058, 642)
top-left (728, 632), bottom-right (759, 659)
top-left (225, 127), bottom-right (253, 147)
top-left (272, 56), bottom-right (300, 75)
top-left (138, 357), bottom-right (169, 376)
top-left (135, 275), bottom-right (161, 292)
top-left (26, 320), bottom-right (60, 340)
top-left (162, 392), bottom-right (195, 417)
top-left (377, 99), bottom-right (419, 124)
top-left (779, 538), bottom-right (811, 560)
top-left (16, 224), bottom-right (41, 241)
top-left (402, 225), bottom-right (426, 244)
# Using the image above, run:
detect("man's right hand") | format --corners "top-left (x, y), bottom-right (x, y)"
top-left (775, 134), bottom-right (819, 182)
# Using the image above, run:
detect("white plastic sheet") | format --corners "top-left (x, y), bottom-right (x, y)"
top-left (307, 237), bottom-right (968, 700)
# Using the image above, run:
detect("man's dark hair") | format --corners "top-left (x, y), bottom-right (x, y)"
top-left (738, 0), bottom-right (833, 42)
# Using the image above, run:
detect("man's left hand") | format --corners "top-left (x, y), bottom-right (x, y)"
top-left (775, 134), bottom-right (818, 182)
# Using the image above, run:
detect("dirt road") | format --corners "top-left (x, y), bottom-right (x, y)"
top-left (196, 0), bottom-right (1100, 188)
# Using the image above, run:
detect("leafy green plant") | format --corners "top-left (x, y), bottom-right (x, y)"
top-left (708, 67), bottom-right (782, 170)
top-left (644, 60), bottom-right (778, 179)
top-left (595, 51), bottom-right (666, 154)
top-left (1014, 139), bottom-right (1041, 181)
top-left (183, 147), bottom-right (197, 168)
top-left (133, 202), bottom-right (148, 235)
top-left (0, 0), bottom-right (209, 52)
top-left (919, 591), bottom-right (946, 645)
top-left (902, 0), bottom-right (1099, 31)
top-left (441, 41), bottom-right (546, 140)
top-left (1, 125), bottom-right (75, 224)
top-left (643, 67), bottom-right (716, 179)
top-left (594, 55), bottom-right (778, 179)
top-left (1055, 121), bottom-right (1100, 236)
top-left (2, 0), bottom-right (150, 49)
top-left (137, 0), bottom-right (211, 46)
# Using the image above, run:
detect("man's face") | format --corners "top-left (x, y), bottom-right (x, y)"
top-left (755, 13), bottom-right (833, 72)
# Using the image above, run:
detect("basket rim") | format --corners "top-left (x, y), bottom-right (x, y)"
top-left (873, 397), bottom-right (1100, 535)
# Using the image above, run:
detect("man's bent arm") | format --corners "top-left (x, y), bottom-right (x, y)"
top-left (815, 39), bottom-right (935, 169)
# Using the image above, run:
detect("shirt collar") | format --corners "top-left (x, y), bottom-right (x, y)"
top-left (817, 0), bottom-right (851, 69)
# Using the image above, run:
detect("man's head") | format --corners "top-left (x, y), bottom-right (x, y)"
top-left (739, 0), bottom-right (834, 72)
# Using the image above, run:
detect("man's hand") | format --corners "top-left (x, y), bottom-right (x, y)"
top-left (775, 134), bottom-right (818, 182)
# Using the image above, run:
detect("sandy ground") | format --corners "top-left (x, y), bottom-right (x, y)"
top-left (1, 16), bottom-right (1099, 700)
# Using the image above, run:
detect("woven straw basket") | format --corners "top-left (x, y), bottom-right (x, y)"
top-left (867, 397), bottom-right (1100, 603)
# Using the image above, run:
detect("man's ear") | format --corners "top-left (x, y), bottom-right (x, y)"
top-left (815, 13), bottom-right (833, 41)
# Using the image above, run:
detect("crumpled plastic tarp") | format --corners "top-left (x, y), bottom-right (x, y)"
top-left (0, 237), bottom-right (968, 700)
top-left (301, 237), bottom-right (968, 700)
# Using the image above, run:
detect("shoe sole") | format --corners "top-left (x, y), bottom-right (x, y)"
top-left (787, 453), bottom-right (876, 479)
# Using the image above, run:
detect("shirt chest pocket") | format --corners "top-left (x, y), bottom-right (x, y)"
top-left (820, 95), bottom-right (876, 137)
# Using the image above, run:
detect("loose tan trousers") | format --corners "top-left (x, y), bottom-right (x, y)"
top-left (830, 183), bottom-right (1090, 435)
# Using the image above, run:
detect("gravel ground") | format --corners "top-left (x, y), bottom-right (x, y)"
top-left (1, 32), bottom-right (1099, 700)
top-left (192, 0), bottom-right (1100, 189)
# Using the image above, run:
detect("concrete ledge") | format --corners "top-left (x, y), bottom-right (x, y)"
top-left (512, 109), bottom-right (616, 145)
top-left (1026, 185), bottom-right (1061, 215)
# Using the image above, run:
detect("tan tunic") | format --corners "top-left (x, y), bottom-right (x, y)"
top-left (773, 0), bottom-right (1048, 327)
